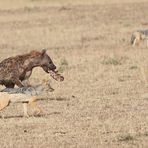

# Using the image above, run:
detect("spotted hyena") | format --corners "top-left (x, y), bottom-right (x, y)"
top-left (0, 49), bottom-right (57, 88)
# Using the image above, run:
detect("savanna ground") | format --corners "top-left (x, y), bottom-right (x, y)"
top-left (0, 0), bottom-right (148, 147)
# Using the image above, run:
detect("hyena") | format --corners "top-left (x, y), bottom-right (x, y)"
top-left (131, 29), bottom-right (148, 47)
top-left (0, 49), bottom-right (58, 88)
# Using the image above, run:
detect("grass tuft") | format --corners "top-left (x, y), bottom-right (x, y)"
top-left (101, 57), bottom-right (121, 66)
top-left (129, 65), bottom-right (138, 70)
top-left (58, 58), bottom-right (69, 73)
top-left (118, 134), bottom-right (135, 142)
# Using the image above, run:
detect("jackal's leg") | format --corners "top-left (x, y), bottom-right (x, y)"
top-left (0, 97), bottom-right (10, 118)
top-left (146, 40), bottom-right (148, 47)
top-left (28, 97), bottom-right (43, 115)
top-left (132, 38), bottom-right (137, 46)
top-left (29, 102), bottom-right (43, 115)
top-left (23, 103), bottom-right (29, 117)
top-left (137, 38), bottom-right (141, 46)
top-left (0, 97), bottom-right (10, 111)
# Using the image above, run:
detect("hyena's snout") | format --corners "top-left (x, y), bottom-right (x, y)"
top-left (42, 63), bottom-right (56, 73)
top-left (50, 64), bottom-right (56, 71)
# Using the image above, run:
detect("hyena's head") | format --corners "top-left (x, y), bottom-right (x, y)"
top-left (30, 49), bottom-right (56, 73)
top-left (40, 49), bottom-right (56, 73)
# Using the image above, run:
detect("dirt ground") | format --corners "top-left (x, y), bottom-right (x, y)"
top-left (0, 0), bottom-right (148, 147)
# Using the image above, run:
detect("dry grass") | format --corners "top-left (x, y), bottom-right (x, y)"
top-left (0, 0), bottom-right (148, 147)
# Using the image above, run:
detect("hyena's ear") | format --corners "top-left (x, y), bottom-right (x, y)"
top-left (41, 49), bottom-right (47, 56)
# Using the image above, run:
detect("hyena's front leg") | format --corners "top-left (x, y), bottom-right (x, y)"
top-left (22, 79), bottom-right (31, 87)
top-left (12, 78), bottom-right (24, 88)
top-left (11, 72), bottom-right (25, 88)
top-left (22, 71), bottom-right (32, 87)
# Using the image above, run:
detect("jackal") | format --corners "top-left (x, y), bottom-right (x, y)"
top-left (0, 81), bottom-right (52, 117)
top-left (0, 72), bottom-right (64, 117)
top-left (131, 29), bottom-right (148, 47)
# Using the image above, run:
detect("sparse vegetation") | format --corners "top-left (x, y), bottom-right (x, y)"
top-left (144, 132), bottom-right (148, 137)
top-left (101, 57), bottom-right (122, 65)
top-left (129, 65), bottom-right (138, 70)
top-left (0, 0), bottom-right (148, 147)
top-left (58, 58), bottom-right (69, 73)
top-left (118, 134), bottom-right (135, 142)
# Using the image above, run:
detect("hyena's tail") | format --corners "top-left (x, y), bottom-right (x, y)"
top-left (131, 32), bottom-right (136, 45)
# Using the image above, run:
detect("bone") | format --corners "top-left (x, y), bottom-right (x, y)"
top-left (49, 71), bottom-right (64, 81)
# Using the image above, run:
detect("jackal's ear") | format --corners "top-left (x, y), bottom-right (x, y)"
top-left (41, 49), bottom-right (47, 56)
